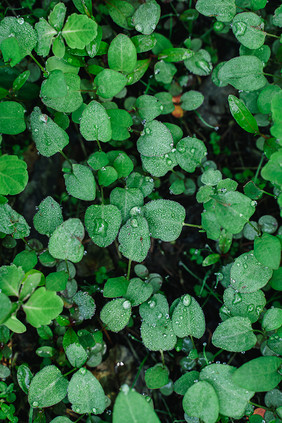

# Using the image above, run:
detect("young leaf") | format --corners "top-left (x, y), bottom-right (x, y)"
top-left (107, 0), bottom-right (135, 30)
top-left (28, 365), bottom-right (68, 408)
top-left (232, 357), bottom-right (282, 392)
top-left (85, 204), bottom-right (122, 248)
top-left (46, 271), bottom-right (68, 291)
top-left (107, 110), bottom-right (133, 142)
top-left (73, 291), bottom-right (96, 320)
top-left (0, 102), bottom-right (26, 135)
top-left (144, 199), bottom-right (185, 242)
top-left (136, 95), bottom-right (163, 122)
top-left (4, 315), bottom-right (26, 333)
top-left (196, 0), bottom-right (236, 22)
top-left (145, 364), bottom-right (169, 389)
top-left (33, 196), bottom-right (63, 236)
top-left (103, 277), bottom-right (129, 298)
top-left (17, 364), bottom-right (33, 394)
top-left (0, 293), bottom-right (12, 325)
top-left (174, 371), bottom-right (200, 395)
top-left (139, 294), bottom-right (169, 326)
top-left (113, 387), bottom-right (161, 423)
top-left (125, 277), bottom-right (153, 306)
top-left (137, 120), bottom-right (173, 157)
top-left (228, 95), bottom-right (258, 134)
top-left (141, 319), bottom-right (176, 351)
top-left (181, 91), bottom-right (204, 111)
top-left (62, 14), bottom-right (97, 49)
top-left (132, 0), bottom-right (161, 35)
top-left (154, 61), bottom-right (177, 84)
top-left (212, 316), bottom-right (257, 352)
top-left (183, 381), bottom-right (219, 423)
top-left (223, 288), bottom-right (266, 323)
top-left (0, 155), bottom-right (28, 195)
top-left (80, 100), bottom-right (112, 142)
top-left (262, 308), bottom-right (282, 331)
top-left (100, 298), bottom-right (132, 332)
top-left (23, 287), bottom-right (63, 327)
top-left (0, 204), bottom-right (30, 239)
top-left (64, 164), bottom-right (96, 201)
top-left (35, 18), bottom-right (57, 56)
top-left (127, 59), bottom-right (151, 85)
top-left (230, 251), bottom-right (273, 293)
top-left (184, 49), bottom-right (212, 76)
top-left (48, 2), bottom-right (66, 31)
top-left (65, 343), bottom-right (88, 368)
top-left (110, 187), bottom-right (144, 223)
top-left (118, 216), bottom-right (151, 262)
top-left (200, 364), bottom-right (255, 418)
top-left (108, 34), bottom-right (137, 73)
top-left (48, 218), bottom-right (85, 263)
top-left (41, 73), bottom-right (82, 113)
top-left (30, 108), bottom-right (69, 157)
top-left (172, 295), bottom-right (205, 338)
top-left (131, 34), bottom-right (157, 53)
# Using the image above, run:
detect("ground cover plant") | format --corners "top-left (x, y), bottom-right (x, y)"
top-left (0, 0), bottom-right (281, 421)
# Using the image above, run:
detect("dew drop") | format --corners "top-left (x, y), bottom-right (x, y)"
top-left (145, 127), bottom-right (151, 135)
top-left (135, 24), bottom-right (143, 32)
top-left (80, 367), bottom-right (86, 375)
top-left (149, 300), bottom-right (156, 309)
top-left (123, 300), bottom-right (131, 310)
top-left (130, 218), bottom-right (138, 228)
top-left (32, 402), bottom-right (38, 408)
top-left (233, 21), bottom-right (247, 36)
top-left (232, 292), bottom-right (242, 305)
top-left (247, 304), bottom-right (254, 312)
top-left (183, 294), bottom-right (192, 307)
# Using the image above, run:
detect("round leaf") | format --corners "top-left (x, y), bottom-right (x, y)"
top-left (145, 364), bottom-right (169, 389)
top-left (132, 0), bottom-right (161, 35)
top-left (212, 316), bottom-right (256, 352)
top-left (137, 120), bottom-right (173, 157)
top-left (232, 12), bottom-right (265, 49)
top-left (108, 34), bottom-right (137, 73)
top-left (80, 100), bottom-right (112, 142)
top-left (118, 216), bottom-right (151, 262)
top-left (172, 295), bottom-right (205, 339)
top-left (0, 101), bottom-right (26, 135)
top-left (62, 14), bottom-right (97, 49)
top-left (176, 137), bottom-right (207, 172)
top-left (95, 69), bottom-right (127, 99)
top-left (141, 319), bottom-right (177, 351)
top-left (64, 164), bottom-right (96, 201)
top-left (0, 155), bottom-right (28, 195)
top-left (23, 287), bottom-right (63, 328)
top-left (183, 381), bottom-right (219, 423)
top-left (85, 204), bottom-right (122, 248)
top-left (100, 298), bottom-right (132, 332)
top-left (33, 196), bottom-right (63, 236)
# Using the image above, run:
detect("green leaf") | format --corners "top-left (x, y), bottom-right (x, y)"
top-left (172, 295), bottom-right (205, 338)
top-left (118, 216), bottom-right (151, 262)
top-left (131, 34), bottom-right (156, 53)
top-left (200, 364), bottom-right (255, 418)
top-left (107, 0), bottom-right (135, 30)
top-left (98, 165), bottom-right (118, 186)
top-left (144, 199), bottom-right (185, 242)
top-left (28, 365), bottom-right (68, 408)
top-left (196, 0), bottom-right (236, 22)
top-left (0, 17), bottom-right (37, 65)
top-left (35, 18), bottom-right (57, 56)
top-left (154, 60), bottom-right (177, 84)
top-left (254, 233), bottom-right (281, 270)
top-left (41, 70), bottom-right (67, 99)
top-left (50, 417), bottom-right (72, 423)
top-left (19, 270), bottom-right (42, 301)
top-left (30, 107), bottom-right (69, 157)
top-left (65, 343), bottom-right (88, 368)
top-left (183, 381), bottom-right (219, 423)
top-left (126, 172), bottom-right (154, 197)
top-left (155, 92), bottom-right (174, 114)
top-left (72, 0), bottom-right (92, 15)
top-left (0, 101), bottom-right (26, 135)
top-left (73, 291), bottom-right (96, 320)
top-left (139, 294), bottom-right (169, 325)
top-left (100, 298), bottom-right (132, 332)
top-left (108, 34), bottom-right (137, 73)
top-left (62, 14), bottom-right (97, 49)
top-left (13, 70), bottom-right (31, 91)
top-left (174, 371), bottom-right (200, 395)
top-left (223, 288), bottom-right (266, 323)
top-left (17, 364), bottom-right (33, 394)
top-left (141, 319), bottom-right (177, 351)
top-left (23, 287), bottom-right (63, 327)
top-left (0, 293), bottom-right (12, 324)
top-left (103, 276), bottom-right (129, 298)
top-left (181, 91), bottom-right (204, 111)
top-left (107, 110), bottom-right (132, 142)
top-left (176, 137), bottom-right (207, 172)
top-left (80, 100), bottom-right (112, 142)
top-left (230, 251), bottom-right (273, 293)
top-left (110, 187), bottom-right (144, 223)
top-left (41, 73), bottom-right (82, 113)
top-left (0, 155), bottom-right (28, 195)
top-left (95, 69), bottom-right (127, 99)
top-left (261, 150), bottom-right (282, 188)
top-left (212, 191), bottom-right (256, 234)
top-left (212, 316), bottom-right (257, 352)
top-left (136, 95), bottom-right (163, 122)
top-left (158, 47), bottom-right (193, 62)
top-left (48, 218), bottom-right (84, 263)
top-left (46, 271), bottom-right (68, 291)
top-left (232, 12), bottom-right (265, 49)
top-left (110, 150), bottom-right (134, 176)
top-left (262, 308), bottom-right (282, 331)
top-left (0, 264), bottom-right (24, 297)
top-left (141, 151), bottom-right (177, 177)
top-left (85, 204), bottom-right (122, 248)
top-left (257, 85), bottom-right (281, 115)
top-left (48, 2), bottom-right (66, 31)
top-left (88, 151), bottom-right (109, 170)
top-left (218, 56), bottom-right (267, 91)
top-left (33, 196), bottom-right (63, 236)
top-left (184, 49), bottom-right (212, 76)
top-left (64, 164), bottom-right (96, 201)
top-left (145, 364), bottom-right (169, 389)
top-left (137, 120), bottom-right (173, 157)
top-left (132, 0), bottom-right (161, 35)
top-left (232, 357), bottom-right (282, 392)
top-left (113, 387), bottom-right (161, 423)
top-left (125, 277), bottom-right (153, 306)
top-left (4, 315), bottom-right (26, 333)
top-left (0, 36), bottom-right (22, 67)
top-left (127, 59), bottom-right (151, 85)
top-left (0, 203), bottom-right (30, 239)
top-left (228, 95), bottom-right (258, 134)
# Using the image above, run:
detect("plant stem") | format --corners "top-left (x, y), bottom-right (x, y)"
top-left (63, 368), bottom-right (77, 377)
top-left (29, 54), bottom-right (48, 76)
top-left (74, 414), bottom-right (86, 422)
top-left (183, 222), bottom-right (202, 229)
top-left (253, 154), bottom-right (265, 184)
top-left (96, 139), bottom-right (102, 152)
top-left (60, 150), bottom-right (73, 168)
top-left (195, 111), bottom-right (218, 129)
top-left (29, 407), bottom-right (33, 423)
top-left (131, 353), bottom-right (149, 388)
top-left (127, 259), bottom-right (132, 280)
top-left (160, 349), bottom-right (165, 366)
top-left (179, 261), bottom-right (202, 281)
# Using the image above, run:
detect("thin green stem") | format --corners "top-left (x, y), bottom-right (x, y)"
top-left (212, 348), bottom-right (224, 361)
top-left (227, 352), bottom-right (237, 365)
top-left (29, 407), bottom-right (33, 423)
top-left (195, 111), bottom-right (218, 129)
top-left (253, 154), bottom-right (265, 184)
top-left (249, 401), bottom-right (270, 410)
top-left (96, 139), bottom-right (102, 152)
top-left (74, 414), bottom-right (87, 422)
top-left (160, 350), bottom-right (165, 366)
top-left (131, 353), bottom-right (149, 388)
top-left (265, 32), bottom-right (279, 39)
top-left (21, 238), bottom-right (36, 251)
top-left (183, 223), bottom-right (202, 229)
top-left (29, 54), bottom-right (48, 76)
top-left (60, 150), bottom-right (73, 168)
top-left (101, 185), bottom-right (104, 205)
top-left (179, 261), bottom-right (201, 281)
top-left (63, 368), bottom-right (77, 377)
top-left (127, 259), bottom-right (132, 280)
